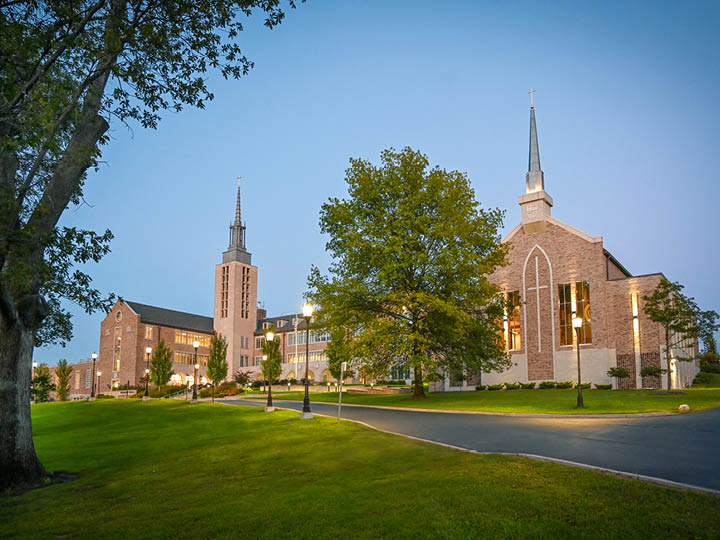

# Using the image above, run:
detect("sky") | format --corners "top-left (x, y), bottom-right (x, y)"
top-left (35, 0), bottom-right (720, 365)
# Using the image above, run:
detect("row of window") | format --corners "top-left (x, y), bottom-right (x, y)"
top-left (175, 331), bottom-right (210, 348)
top-left (502, 281), bottom-right (593, 350)
top-left (174, 352), bottom-right (209, 366)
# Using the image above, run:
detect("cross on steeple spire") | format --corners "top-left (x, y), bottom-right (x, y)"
top-left (528, 88), bottom-right (536, 109)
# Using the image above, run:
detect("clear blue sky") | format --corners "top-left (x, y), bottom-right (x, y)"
top-left (36, 0), bottom-right (720, 364)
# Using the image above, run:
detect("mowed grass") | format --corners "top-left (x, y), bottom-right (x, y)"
top-left (270, 387), bottom-right (720, 414)
top-left (1, 401), bottom-right (719, 539)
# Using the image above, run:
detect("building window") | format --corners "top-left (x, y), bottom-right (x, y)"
top-left (505, 290), bottom-right (522, 351)
top-left (254, 356), bottom-right (263, 366)
top-left (221, 265), bottom-right (229, 318)
top-left (175, 331), bottom-right (210, 348)
top-left (113, 327), bottom-right (121, 371)
top-left (287, 331), bottom-right (329, 346)
top-left (558, 281), bottom-right (592, 346)
top-left (255, 337), bottom-right (265, 349)
top-left (391, 365), bottom-right (411, 380)
top-left (174, 352), bottom-right (208, 366)
top-left (276, 320), bottom-right (286, 328)
top-left (85, 368), bottom-right (91, 388)
top-left (115, 310), bottom-right (122, 322)
top-left (75, 371), bottom-right (80, 389)
top-left (287, 351), bottom-right (327, 364)
top-left (145, 326), bottom-right (153, 340)
top-left (238, 355), bottom-right (249, 367)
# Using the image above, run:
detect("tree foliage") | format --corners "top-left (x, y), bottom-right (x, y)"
top-left (233, 369), bottom-right (251, 387)
top-left (31, 364), bottom-right (55, 402)
top-left (207, 332), bottom-right (228, 402)
top-left (260, 328), bottom-right (282, 384)
top-left (54, 358), bottom-right (72, 401)
top-left (326, 328), bottom-right (353, 382)
top-left (0, 0), bottom-right (298, 487)
top-left (150, 339), bottom-right (173, 386)
top-left (308, 147), bottom-right (510, 398)
top-left (643, 278), bottom-right (719, 390)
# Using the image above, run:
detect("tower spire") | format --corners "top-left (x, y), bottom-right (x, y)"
top-left (222, 177), bottom-right (251, 264)
top-left (526, 99), bottom-right (544, 193)
top-left (234, 176), bottom-right (242, 227)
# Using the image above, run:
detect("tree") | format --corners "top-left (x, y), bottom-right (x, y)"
top-left (643, 278), bottom-right (719, 391)
top-left (54, 359), bottom-right (73, 401)
top-left (260, 327), bottom-right (282, 409)
top-left (30, 364), bottom-right (55, 402)
top-left (308, 147), bottom-right (511, 399)
top-left (207, 333), bottom-right (228, 403)
top-left (233, 369), bottom-right (252, 387)
top-left (0, 1), bottom-right (298, 489)
top-left (326, 328), bottom-right (353, 383)
top-left (606, 366), bottom-right (630, 390)
top-left (150, 340), bottom-right (173, 387)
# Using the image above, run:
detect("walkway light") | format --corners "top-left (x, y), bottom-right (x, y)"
top-left (144, 347), bottom-right (152, 399)
top-left (573, 316), bottom-right (584, 409)
top-left (91, 352), bottom-right (98, 398)
top-left (301, 302), bottom-right (314, 419)
top-left (96, 371), bottom-right (102, 395)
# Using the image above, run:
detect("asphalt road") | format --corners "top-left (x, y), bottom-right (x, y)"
top-left (223, 398), bottom-right (720, 492)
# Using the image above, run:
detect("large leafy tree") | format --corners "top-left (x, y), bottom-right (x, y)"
top-left (643, 278), bottom-right (719, 390)
top-left (150, 339), bottom-right (173, 387)
top-left (54, 359), bottom-right (73, 401)
top-left (0, 0), bottom-right (298, 489)
top-left (260, 327), bottom-right (282, 408)
top-left (207, 332), bottom-right (228, 402)
top-left (308, 147), bottom-right (511, 399)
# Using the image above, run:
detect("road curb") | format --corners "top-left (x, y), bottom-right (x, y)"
top-left (230, 397), bottom-right (675, 418)
top-left (220, 399), bottom-right (719, 496)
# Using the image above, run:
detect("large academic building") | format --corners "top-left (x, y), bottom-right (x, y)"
top-left (82, 103), bottom-right (697, 397)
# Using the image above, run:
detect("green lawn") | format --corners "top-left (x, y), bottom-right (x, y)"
top-left (270, 387), bottom-right (720, 414)
top-left (2, 401), bottom-right (718, 539)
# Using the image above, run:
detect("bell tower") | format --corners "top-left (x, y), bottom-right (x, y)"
top-left (213, 177), bottom-right (258, 378)
top-left (518, 91), bottom-right (553, 232)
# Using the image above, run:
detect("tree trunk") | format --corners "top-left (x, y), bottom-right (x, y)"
top-left (0, 315), bottom-right (47, 489)
top-left (666, 326), bottom-right (672, 391)
top-left (412, 366), bottom-right (425, 399)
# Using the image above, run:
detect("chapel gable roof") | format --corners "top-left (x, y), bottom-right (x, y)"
top-left (502, 216), bottom-right (602, 244)
top-left (125, 301), bottom-right (214, 334)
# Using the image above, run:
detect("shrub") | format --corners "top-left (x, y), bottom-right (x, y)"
top-left (555, 381), bottom-right (573, 389)
top-left (693, 372), bottom-right (714, 386)
top-left (289, 378), bottom-right (298, 385)
top-left (640, 366), bottom-right (666, 378)
top-left (595, 384), bottom-right (612, 390)
top-left (539, 381), bottom-right (556, 389)
top-left (504, 382), bottom-right (520, 390)
top-left (251, 381), bottom-right (264, 389)
top-left (520, 382), bottom-right (536, 389)
top-left (487, 384), bottom-right (504, 391)
top-left (199, 388), bottom-right (211, 398)
top-left (700, 361), bottom-right (720, 374)
top-left (475, 385), bottom-right (486, 391)
top-left (578, 382), bottom-right (591, 390)
top-left (607, 367), bottom-right (631, 379)
top-left (95, 394), bottom-right (114, 399)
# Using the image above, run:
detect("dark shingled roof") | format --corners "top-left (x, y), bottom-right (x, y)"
top-left (125, 301), bottom-right (214, 334)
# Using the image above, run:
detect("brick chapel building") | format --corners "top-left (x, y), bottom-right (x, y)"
top-left (438, 104), bottom-right (699, 391)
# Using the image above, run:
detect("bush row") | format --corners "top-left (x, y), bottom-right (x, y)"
top-left (475, 381), bottom-right (612, 391)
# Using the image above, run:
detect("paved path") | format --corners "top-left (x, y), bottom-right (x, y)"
top-left (224, 398), bottom-right (720, 492)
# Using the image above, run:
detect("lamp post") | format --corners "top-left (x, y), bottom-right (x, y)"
top-left (573, 316), bottom-right (584, 409)
top-left (301, 302), bottom-right (313, 419)
top-left (90, 352), bottom-right (97, 398)
top-left (143, 347), bottom-right (151, 400)
top-left (96, 371), bottom-right (102, 396)
top-left (192, 340), bottom-right (199, 402)
top-left (264, 330), bottom-right (275, 411)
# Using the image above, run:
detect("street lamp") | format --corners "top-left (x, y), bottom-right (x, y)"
top-left (264, 330), bottom-right (275, 411)
top-left (144, 347), bottom-right (152, 399)
top-left (573, 316), bottom-right (584, 409)
top-left (96, 371), bottom-right (102, 396)
top-left (301, 302), bottom-right (314, 419)
top-left (192, 340), bottom-right (199, 402)
top-left (91, 352), bottom-right (97, 398)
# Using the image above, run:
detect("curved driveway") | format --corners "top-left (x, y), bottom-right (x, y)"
top-left (223, 399), bottom-right (720, 492)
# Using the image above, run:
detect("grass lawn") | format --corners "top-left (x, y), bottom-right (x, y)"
top-left (2, 401), bottom-right (719, 539)
top-left (270, 387), bottom-right (720, 414)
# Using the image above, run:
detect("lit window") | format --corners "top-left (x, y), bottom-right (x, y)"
top-left (558, 281), bottom-right (591, 345)
top-left (505, 291), bottom-right (522, 351)
top-left (145, 326), bottom-right (153, 339)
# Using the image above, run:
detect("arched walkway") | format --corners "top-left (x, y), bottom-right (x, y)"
top-left (321, 369), bottom-right (332, 382)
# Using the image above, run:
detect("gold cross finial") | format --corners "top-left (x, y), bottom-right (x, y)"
top-left (528, 88), bottom-right (536, 108)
